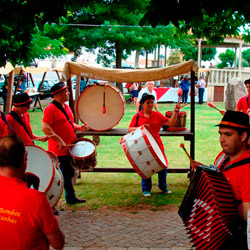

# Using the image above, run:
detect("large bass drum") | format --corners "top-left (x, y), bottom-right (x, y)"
top-left (120, 126), bottom-right (168, 179)
top-left (25, 145), bottom-right (64, 208)
top-left (76, 83), bottom-right (126, 131)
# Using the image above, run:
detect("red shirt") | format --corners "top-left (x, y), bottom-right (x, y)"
top-left (129, 110), bottom-right (169, 151)
top-left (6, 111), bottom-right (34, 145)
top-left (43, 102), bottom-right (76, 156)
top-left (0, 175), bottom-right (60, 250)
top-left (214, 150), bottom-right (250, 215)
top-left (0, 119), bottom-right (7, 138)
top-left (236, 95), bottom-right (250, 114)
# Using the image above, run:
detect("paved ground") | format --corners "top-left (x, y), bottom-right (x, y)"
top-left (54, 209), bottom-right (193, 250)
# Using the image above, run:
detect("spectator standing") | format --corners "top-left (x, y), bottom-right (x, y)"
top-left (136, 81), bottom-right (159, 113)
top-left (196, 76), bottom-right (206, 104)
top-left (131, 82), bottom-right (139, 105)
top-left (179, 76), bottom-right (190, 104)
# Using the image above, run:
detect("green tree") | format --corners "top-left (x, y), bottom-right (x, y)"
top-left (0, 0), bottom-right (91, 66)
top-left (166, 49), bottom-right (182, 65)
top-left (29, 28), bottom-right (69, 60)
top-left (242, 49), bottom-right (250, 66)
top-left (217, 49), bottom-right (235, 68)
top-left (182, 47), bottom-right (217, 62)
top-left (141, 1), bottom-right (250, 45)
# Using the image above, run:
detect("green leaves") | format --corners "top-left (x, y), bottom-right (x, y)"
top-left (141, 0), bottom-right (250, 45)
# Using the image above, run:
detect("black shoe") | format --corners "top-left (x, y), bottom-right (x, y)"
top-left (67, 197), bottom-right (86, 204)
top-left (53, 208), bottom-right (59, 216)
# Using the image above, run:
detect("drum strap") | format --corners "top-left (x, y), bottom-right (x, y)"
top-left (0, 111), bottom-right (15, 135)
top-left (220, 155), bottom-right (250, 172)
top-left (52, 100), bottom-right (75, 131)
top-left (245, 96), bottom-right (249, 109)
top-left (135, 113), bottom-right (140, 127)
top-left (9, 111), bottom-right (34, 144)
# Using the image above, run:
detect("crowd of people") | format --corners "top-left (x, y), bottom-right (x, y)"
top-left (1, 76), bottom-right (250, 248)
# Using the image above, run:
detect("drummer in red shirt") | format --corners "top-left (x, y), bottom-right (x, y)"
top-left (6, 93), bottom-right (48, 145)
top-left (42, 82), bottom-right (88, 204)
top-left (0, 135), bottom-right (65, 250)
top-left (128, 93), bottom-right (180, 197)
top-left (236, 79), bottom-right (250, 115)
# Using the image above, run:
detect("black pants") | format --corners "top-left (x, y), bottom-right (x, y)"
top-left (58, 154), bottom-right (76, 203)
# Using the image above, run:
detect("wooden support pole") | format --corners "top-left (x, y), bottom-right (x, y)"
top-left (5, 70), bottom-right (14, 114)
top-left (190, 70), bottom-right (195, 179)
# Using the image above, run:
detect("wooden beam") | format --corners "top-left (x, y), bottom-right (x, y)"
top-left (5, 70), bottom-right (14, 114)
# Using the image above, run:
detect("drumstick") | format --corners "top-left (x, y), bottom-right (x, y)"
top-left (180, 143), bottom-right (193, 162)
top-left (179, 103), bottom-right (187, 109)
top-left (65, 144), bottom-right (79, 147)
top-left (31, 135), bottom-right (54, 141)
top-left (102, 85), bottom-right (106, 114)
top-left (207, 102), bottom-right (222, 113)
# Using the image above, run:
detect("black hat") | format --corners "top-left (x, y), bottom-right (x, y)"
top-left (13, 93), bottom-right (32, 107)
top-left (140, 93), bottom-right (155, 104)
top-left (51, 82), bottom-right (67, 95)
top-left (216, 110), bottom-right (250, 130)
top-left (245, 79), bottom-right (250, 85)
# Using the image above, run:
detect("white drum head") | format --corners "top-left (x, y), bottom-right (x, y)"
top-left (25, 146), bottom-right (54, 192)
top-left (70, 140), bottom-right (95, 158)
top-left (144, 127), bottom-right (167, 166)
top-left (76, 84), bottom-right (125, 131)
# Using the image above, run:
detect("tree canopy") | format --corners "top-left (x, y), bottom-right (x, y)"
top-left (0, 0), bottom-right (91, 66)
top-left (217, 49), bottom-right (235, 68)
top-left (141, 1), bottom-right (250, 44)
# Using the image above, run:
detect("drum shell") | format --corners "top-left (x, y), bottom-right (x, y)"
top-left (162, 111), bottom-right (187, 131)
top-left (69, 138), bottom-right (97, 171)
top-left (25, 145), bottom-right (64, 208)
top-left (120, 126), bottom-right (168, 179)
top-left (76, 83), bottom-right (126, 131)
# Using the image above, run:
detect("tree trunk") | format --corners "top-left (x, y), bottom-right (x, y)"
top-left (157, 43), bottom-right (160, 67)
top-left (164, 45), bottom-right (167, 67)
top-left (135, 50), bottom-right (139, 69)
top-left (145, 47), bottom-right (148, 68)
top-left (115, 42), bottom-right (123, 92)
top-left (115, 42), bottom-right (122, 69)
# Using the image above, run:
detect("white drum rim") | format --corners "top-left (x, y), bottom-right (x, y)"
top-left (47, 150), bottom-right (59, 166)
top-left (25, 145), bottom-right (55, 193)
top-left (49, 166), bottom-right (64, 208)
top-left (69, 138), bottom-right (96, 160)
top-left (120, 126), bottom-right (168, 179)
top-left (76, 84), bottom-right (125, 131)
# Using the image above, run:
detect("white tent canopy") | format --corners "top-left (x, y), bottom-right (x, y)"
top-left (62, 59), bottom-right (198, 83)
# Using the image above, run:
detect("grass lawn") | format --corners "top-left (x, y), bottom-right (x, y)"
top-left (29, 101), bottom-right (225, 211)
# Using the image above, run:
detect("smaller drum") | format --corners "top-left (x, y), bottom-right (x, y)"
top-left (120, 126), bottom-right (168, 179)
top-left (162, 111), bottom-right (187, 131)
top-left (25, 146), bottom-right (64, 208)
top-left (69, 138), bottom-right (97, 171)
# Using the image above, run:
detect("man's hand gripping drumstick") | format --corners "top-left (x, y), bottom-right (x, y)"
top-left (207, 102), bottom-right (225, 116)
